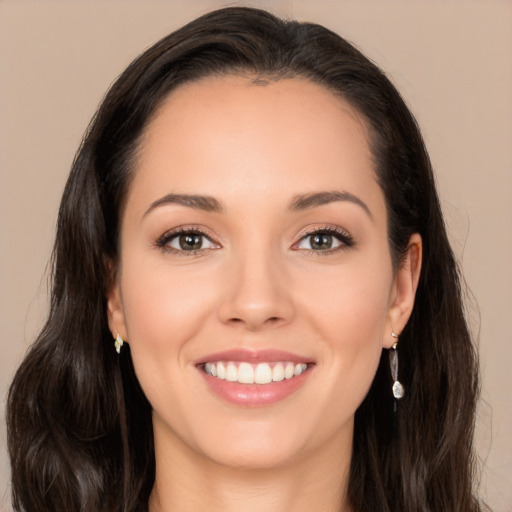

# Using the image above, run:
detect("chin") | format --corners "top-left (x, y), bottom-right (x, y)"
top-left (188, 409), bottom-right (351, 472)
top-left (201, 433), bottom-right (307, 471)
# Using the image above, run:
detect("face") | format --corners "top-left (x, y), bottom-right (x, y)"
top-left (108, 76), bottom-right (420, 470)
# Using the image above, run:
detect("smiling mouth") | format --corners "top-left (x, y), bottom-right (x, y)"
top-left (202, 361), bottom-right (309, 385)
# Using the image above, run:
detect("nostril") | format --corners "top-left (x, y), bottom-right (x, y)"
top-left (226, 315), bottom-right (285, 330)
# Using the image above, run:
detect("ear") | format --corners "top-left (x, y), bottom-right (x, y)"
top-left (383, 233), bottom-right (422, 348)
top-left (107, 277), bottom-right (128, 343)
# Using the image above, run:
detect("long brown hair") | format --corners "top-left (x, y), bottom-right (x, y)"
top-left (7, 7), bottom-right (485, 511)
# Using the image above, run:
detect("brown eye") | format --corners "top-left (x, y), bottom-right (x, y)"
top-left (178, 233), bottom-right (203, 251)
top-left (296, 231), bottom-right (343, 251)
top-left (310, 233), bottom-right (333, 250)
top-left (161, 230), bottom-right (218, 253)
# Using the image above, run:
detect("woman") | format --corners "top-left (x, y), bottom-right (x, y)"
top-left (7, 6), bottom-right (485, 512)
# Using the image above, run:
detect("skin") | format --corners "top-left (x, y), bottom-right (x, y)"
top-left (108, 76), bottom-right (422, 512)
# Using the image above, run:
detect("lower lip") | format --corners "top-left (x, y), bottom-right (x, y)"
top-left (198, 367), bottom-right (313, 407)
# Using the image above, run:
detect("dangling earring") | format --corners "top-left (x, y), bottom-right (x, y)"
top-left (114, 331), bottom-right (124, 354)
top-left (389, 331), bottom-right (404, 404)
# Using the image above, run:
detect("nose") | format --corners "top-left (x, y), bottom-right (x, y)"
top-left (218, 247), bottom-right (295, 331)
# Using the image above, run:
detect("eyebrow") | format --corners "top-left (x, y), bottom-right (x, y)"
top-left (143, 193), bottom-right (224, 217)
top-left (288, 191), bottom-right (373, 219)
top-left (143, 190), bottom-right (372, 219)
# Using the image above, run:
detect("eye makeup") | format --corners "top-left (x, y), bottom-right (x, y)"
top-left (154, 222), bottom-right (355, 258)
top-left (292, 225), bottom-right (355, 255)
top-left (154, 225), bottom-right (220, 256)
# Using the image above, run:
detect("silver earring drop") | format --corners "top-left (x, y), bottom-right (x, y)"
top-left (114, 331), bottom-right (124, 354)
top-left (389, 331), bottom-right (404, 401)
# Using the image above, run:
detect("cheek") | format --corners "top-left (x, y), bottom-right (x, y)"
top-left (299, 257), bottom-right (392, 343)
top-left (117, 256), bottom-right (222, 425)
top-left (298, 258), bottom-right (392, 402)
top-left (118, 255), bottom-right (219, 362)
top-left (325, 289), bottom-right (388, 374)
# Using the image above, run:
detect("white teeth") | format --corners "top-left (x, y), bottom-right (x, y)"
top-left (204, 361), bottom-right (308, 384)
top-left (254, 363), bottom-right (272, 384)
top-left (284, 362), bottom-right (294, 379)
top-left (238, 362), bottom-right (255, 384)
top-left (226, 362), bottom-right (238, 382)
top-left (216, 362), bottom-right (226, 379)
top-left (272, 363), bottom-right (285, 382)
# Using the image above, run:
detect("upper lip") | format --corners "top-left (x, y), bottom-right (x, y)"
top-left (195, 348), bottom-right (313, 366)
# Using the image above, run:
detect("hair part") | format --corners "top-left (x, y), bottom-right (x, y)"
top-left (7, 7), bottom-right (484, 512)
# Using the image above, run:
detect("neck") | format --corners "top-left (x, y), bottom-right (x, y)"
top-left (148, 423), bottom-right (353, 512)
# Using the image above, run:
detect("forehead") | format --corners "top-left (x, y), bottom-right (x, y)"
top-left (141, 75), bottom-right (371, 158)
top-left (128, 75), bottom-right (382, 216)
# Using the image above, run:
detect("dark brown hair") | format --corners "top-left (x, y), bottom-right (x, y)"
top-left (7, 7), bottom-right (484, 512)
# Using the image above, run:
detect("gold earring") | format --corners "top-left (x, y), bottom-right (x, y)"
top-left (390, 331), bottom-right (404, 401)
top-left (114, 331), bottom-right (124, 354)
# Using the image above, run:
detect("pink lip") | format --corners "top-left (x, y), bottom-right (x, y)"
top-left (195, 348), bottom-right (312, 365)
top-left (195, 348), bottom-right (315, 407)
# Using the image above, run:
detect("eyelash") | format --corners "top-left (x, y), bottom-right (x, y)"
top-left (155, 226), bottom-right (218, 256)
top-left (292, 225), bottom-right (355, 255)
top-left (155, 225), bottom-right (355, 256)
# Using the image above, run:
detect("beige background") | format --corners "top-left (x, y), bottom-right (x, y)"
top-left (0, 1), bottom-right (511, 510)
